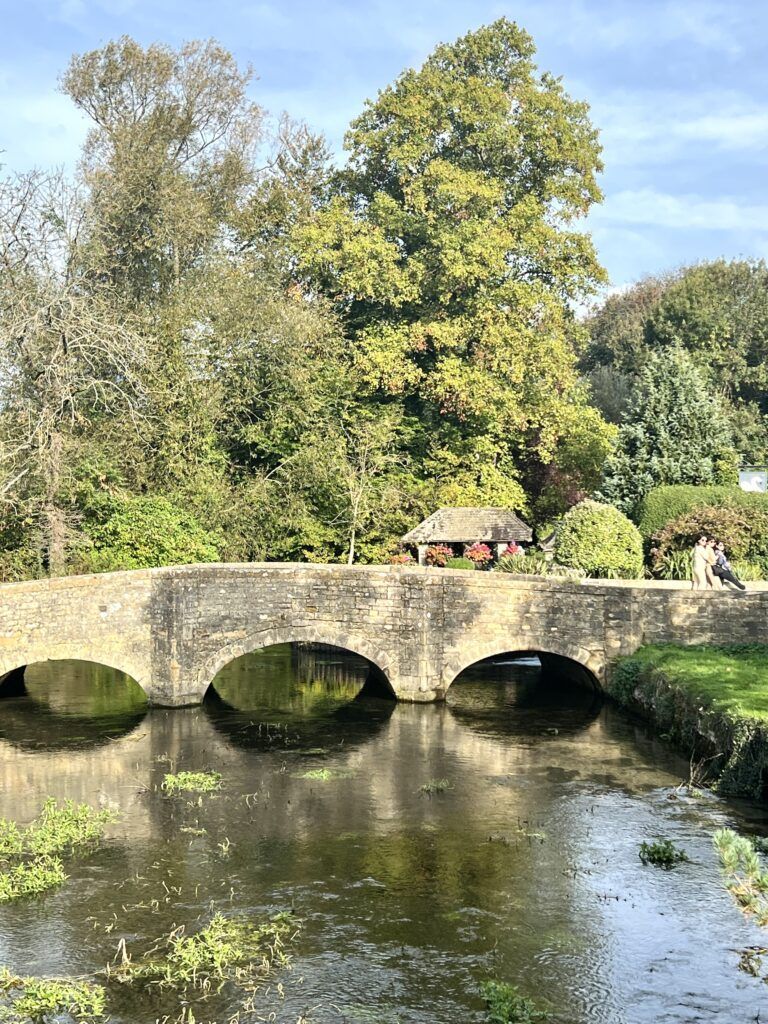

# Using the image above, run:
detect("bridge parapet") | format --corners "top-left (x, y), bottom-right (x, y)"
top-left (1, 565), bottom-right (766, 705)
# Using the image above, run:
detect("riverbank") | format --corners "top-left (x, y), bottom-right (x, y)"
top-left (608, 644), bottom-right (768, 800)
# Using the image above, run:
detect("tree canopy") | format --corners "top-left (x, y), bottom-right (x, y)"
top-left (0, 23), bottom-right (618, 578)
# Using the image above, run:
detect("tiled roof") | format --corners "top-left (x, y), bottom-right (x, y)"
top-left (401, 507), bottom-right (532, 544)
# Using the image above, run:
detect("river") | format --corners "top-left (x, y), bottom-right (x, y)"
top-left (0, 646), bottom-right (767, 1023)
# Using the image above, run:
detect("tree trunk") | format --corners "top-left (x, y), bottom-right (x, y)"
top-left (347, 526), bottom-right (356, 565)
top-left (42, 429), bottom-right (66, 577)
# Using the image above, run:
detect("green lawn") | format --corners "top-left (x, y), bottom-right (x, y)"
top-left (619, 644), bottom-right (768, 722)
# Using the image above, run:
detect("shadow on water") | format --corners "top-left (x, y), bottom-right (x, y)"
top-left (0, 660), bottom-right (147, 750)
top-left (203, 642), bottom-right (396, 752)
top-left (447, 654), bottom-right (603, 740)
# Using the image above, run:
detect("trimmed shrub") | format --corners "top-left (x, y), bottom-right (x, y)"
top-left (654, 505), bottom-right (753, 561)
top-left (77, 497), bottom-right (221, 572)
top-left (445, 557), bottom-right (475, 570)
top-left (555, 500), bottom-right (643, 578)
top-left (638, 484), bottom-right (768, 540)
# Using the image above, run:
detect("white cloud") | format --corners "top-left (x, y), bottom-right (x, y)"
top-left (593, 188), bottom-right (768, 232)
top-left (591, 92), bottom-right (768, 166)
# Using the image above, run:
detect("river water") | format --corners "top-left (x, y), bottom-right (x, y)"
top-left (1, 647), bottom-right (767, 1023)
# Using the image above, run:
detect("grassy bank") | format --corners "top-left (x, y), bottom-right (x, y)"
top-left (608, 644), bottom-right (768, 800)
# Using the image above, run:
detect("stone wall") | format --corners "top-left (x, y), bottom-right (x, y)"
top-left (0, 565), bottom-right (767, 705)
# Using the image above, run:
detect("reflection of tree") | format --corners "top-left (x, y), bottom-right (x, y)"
top-left (0, 660), bottom-right (147, 751)
top-left (204, 644), bottom-right (394, 752)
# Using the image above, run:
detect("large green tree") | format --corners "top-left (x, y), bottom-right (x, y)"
top-left (597, 346), bottom-right (736, 517)
top-left (584, 260), bottom-right (768, 462)
top-left (296, 19), bottom-right (613, 516)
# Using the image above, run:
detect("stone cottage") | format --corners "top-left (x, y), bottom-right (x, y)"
top-left (401, 507), bottom-right (533, 565)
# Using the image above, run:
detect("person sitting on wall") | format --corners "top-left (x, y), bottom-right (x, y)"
top-left (705, 537), bottom-right (722, 590)
top-left (713, 542), bottom-right (747, 592)
top-left (691, 535), bottom-right (709, 590)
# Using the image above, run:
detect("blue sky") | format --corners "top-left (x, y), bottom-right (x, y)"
top-left (1, 0), bottom-right (766, 288)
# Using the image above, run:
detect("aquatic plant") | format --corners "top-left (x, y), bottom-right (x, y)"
top-left (638, 839), bottom-right (689, 869)
top-left (161, 771), bottom-right (222, 795)
top-left (0, 799), bottom-right (116, 904)
top-left (296, 768), bottom-right (353, 781)
top-left (106, 911), bottom-right (300, 994)
top-left (0, 857), bottom-right (68, 902)
top-left (25, 799), bottom-right (116, 857)
top-left (480, 980), bottom-right (549, 1022)
top-left (0, 800), bottom-right (115, 861)
top-left (0, 966), bottom-right (105, 1022)
top-left (418, 778), bottom-right (452, 795)
top-left (714, 828), bottom-right (768, 926)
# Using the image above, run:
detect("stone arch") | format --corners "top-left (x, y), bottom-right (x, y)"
top-left (441, 639), bottom-right (604, 693)
top-left (0, 650), bottom-right (151, 700)
top-left (198, 624), bottom-right (396, 699)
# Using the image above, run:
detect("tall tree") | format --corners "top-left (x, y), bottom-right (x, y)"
top-left (61, 36), bottom-right (262, 302)
top-left (296, 18), bottom-right (612, 515)
top-left (583, 260), bottom-right (768, 462)
top-left (0, 171), bottom-right (145, 573)
top-left (597, 346), bottom-right (736, 518)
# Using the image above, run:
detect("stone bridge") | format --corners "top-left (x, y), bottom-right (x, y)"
top-left (0, 564), bottom-right (766, 705)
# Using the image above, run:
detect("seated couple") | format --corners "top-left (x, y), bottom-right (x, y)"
top-left (692, 536), bottom-right (746, 592)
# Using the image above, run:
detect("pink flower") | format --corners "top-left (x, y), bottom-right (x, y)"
top-left (464, 543), bottom-right (493, 565)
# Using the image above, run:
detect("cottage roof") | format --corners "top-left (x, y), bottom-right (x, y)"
top-left (401, 507), bottom-right (532, 545)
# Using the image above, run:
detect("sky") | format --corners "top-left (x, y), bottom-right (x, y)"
top-left (0, 0), bottom-right (766, 288)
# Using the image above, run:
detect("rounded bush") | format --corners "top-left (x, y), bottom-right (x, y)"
top-left (445, 556), bottom-right (475, 570)
top-left (555, 500), bottom-right (643, 579)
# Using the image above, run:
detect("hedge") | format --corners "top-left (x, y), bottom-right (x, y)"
top-left (638, 484), bottom-right (768, 540)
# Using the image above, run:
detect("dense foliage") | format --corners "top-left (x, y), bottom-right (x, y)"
top-left (639, 484), bottom-right (768, 579)
top-left (555, 499), bottom-right (643, 578)
top-left (0, 24), bottom-right (616, 579)
top-left (584, 259), bottom-right (768, 463)
top-left (596, 347), bottom-right (735, 518)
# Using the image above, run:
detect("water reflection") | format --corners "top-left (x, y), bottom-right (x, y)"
top-left (0, 651), bottom-right (767, 1022)
top-left (0, 660), bottom-right (147, 750)
top-left (204, 642), bottom-right (395, 751)
top-left (447, 655), bottom-right (603, 738)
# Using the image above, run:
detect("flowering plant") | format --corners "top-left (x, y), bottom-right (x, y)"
top-left (388, 552), bottom-right (414, 565)
top-left (425, 544), bottom-right (454, 567)
top-left (504, 542), bottom-right (523, 557)
top-left (464, 542), bottom-right (493, 565)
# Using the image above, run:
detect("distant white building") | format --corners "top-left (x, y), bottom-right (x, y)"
top-left (739, 467), bottom-right (768, 493)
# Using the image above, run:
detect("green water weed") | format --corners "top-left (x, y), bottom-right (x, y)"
top-left (638, 839), bottom-right (689, 869)
top-left (714, 828), bottom-right (768, 925)
top-left (295, 768), bottom-right (352, 781)
top-left (0, 857), bottom-right (68, 902)
top-left (480, 980), bottom-right (549, 1022)
top-left (106, 911), bottom-right (300, 994)
top-left (162, 772), bottom-right (222, 795)
top-left (418, 778), bottom-right (452, 796)
top-left (25, 799), bottom-right (116, 857)
top-left (0, 966), bottom-right (105, 1022)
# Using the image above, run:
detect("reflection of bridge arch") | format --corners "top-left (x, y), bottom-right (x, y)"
top-left (199, 625), bottom-right (395, 700)
top-left (441, 641), bottom-right (603, 694)
top-left (0, 650), bottom-right (151, 699)
top-left (0, 658), bottom-right (148, 750)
